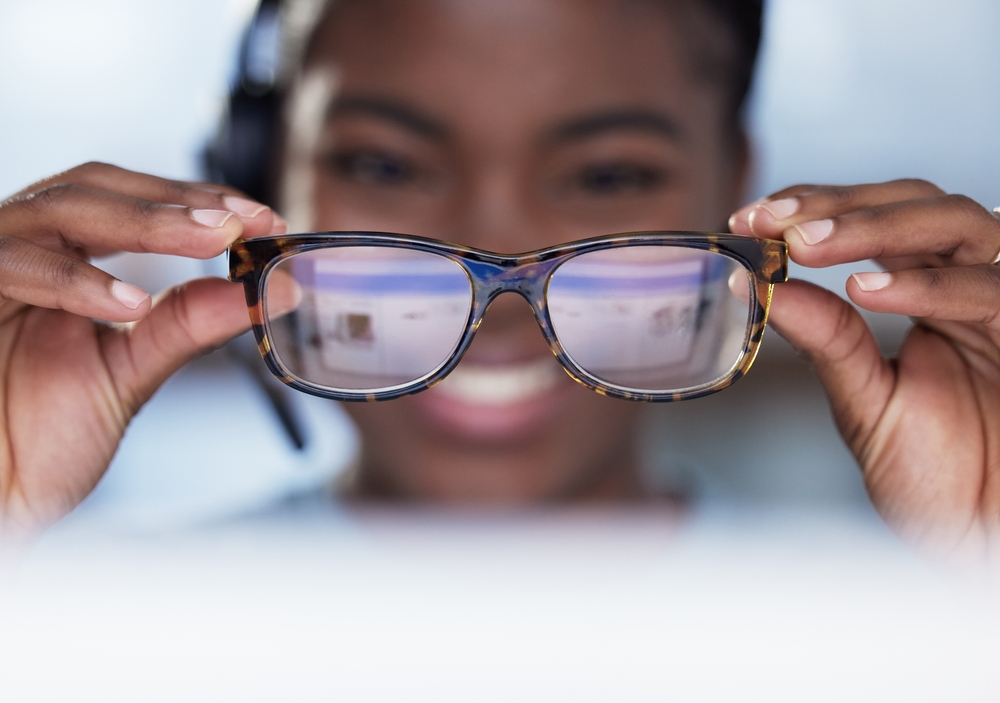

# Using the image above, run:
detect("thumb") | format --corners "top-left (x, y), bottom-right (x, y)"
top-left (766, 279), bottom-right (895, 455)
top-left (100, 277), bottom-right (256, 412)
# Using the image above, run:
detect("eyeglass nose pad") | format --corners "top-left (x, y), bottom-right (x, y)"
top-left (462, 282), bottom-right (558, 357)
top-left (508, 276), bottom-right (563, 356)
top-left (459, 259), bottom-right (562, 357)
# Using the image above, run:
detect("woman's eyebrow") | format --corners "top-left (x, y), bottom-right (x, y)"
top-left (549, 109), bottom-right (685, 144)
top-left (327, 95), bottom-right (449, 141)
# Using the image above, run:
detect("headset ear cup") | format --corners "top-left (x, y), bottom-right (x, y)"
top-left (204, 87), bottom-right (281, 206)
top-left (204, 0), bottom-right (284, 205)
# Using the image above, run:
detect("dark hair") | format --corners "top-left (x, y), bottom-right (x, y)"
top-left (205, 0), bottom-right (764, 204)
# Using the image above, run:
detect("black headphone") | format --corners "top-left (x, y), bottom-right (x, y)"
top-left (203, 0), bottom-right (283, 206)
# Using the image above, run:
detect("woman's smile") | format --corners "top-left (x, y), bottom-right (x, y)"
top-left (414, 356), bottom-right (576, 442)
top-left (435, 357), bottom-right (566, 407)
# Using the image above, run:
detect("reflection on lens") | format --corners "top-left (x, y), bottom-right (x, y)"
top-left (264, 246), bottom-right (473, 392)
top-left (547, 246), bottom-right (752, 392)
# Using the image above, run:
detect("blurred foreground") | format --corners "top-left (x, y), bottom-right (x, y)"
top-left (3, 507), bottom-right (998, 702)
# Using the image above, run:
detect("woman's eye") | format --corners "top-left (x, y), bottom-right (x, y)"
top-left (575, 163), bottom-right (665, 195)
top-left (329, 150), bottom-right (416, 186)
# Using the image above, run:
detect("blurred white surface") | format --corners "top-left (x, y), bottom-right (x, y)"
top-left (4, 511), bottom-right (999, 702)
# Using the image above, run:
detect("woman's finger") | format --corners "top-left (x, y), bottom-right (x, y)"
top-left (102, 275), bottom-right (301, 413)
top-left (751, 195), bottom-right (1000, 269)
top-left (7, 162), bottom-right (278, 240)
top-left (730, 179), bottom-right (945, 235)
top-left (766, 279), bottom-right (895, 453)
top-left (0, 184), bottom-right (254, 258)
top-left (101, 278), bottom-right (249, 413)
top-left (270, 211), bottom-right (289, 235)
top-left (0, 236), bottom-right (151, 323)
top-left (849, 264), bottom-right (1000, 330)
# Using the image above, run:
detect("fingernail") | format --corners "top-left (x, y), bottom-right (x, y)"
top-left (223, 195), bottom-right (269, 219)
top-left (758, 198), bottom-right (799, 221)
top-left (852, 272), bottom-right (892, 292)
top-left (729, 198), bottom-right (765, 231)
top-left (192, 209), bottom-right (234, 228)
top-left (793, 219), bottom-right (834, 245)
top-left (112, 280), bottom-right (150, 309)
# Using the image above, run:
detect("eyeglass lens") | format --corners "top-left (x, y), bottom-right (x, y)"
top-left (265, 247), bottom-right (474, 392)
top-left (262, 244), bottom-right (753, 395)
top-left (547, 246), bottom-right (751, 392)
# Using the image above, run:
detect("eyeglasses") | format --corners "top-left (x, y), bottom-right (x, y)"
top-left (229, 232), bottom-right (788, 402)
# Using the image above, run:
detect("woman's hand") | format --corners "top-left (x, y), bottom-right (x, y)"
top-left (730, 179), bottom-right (1000, 562)
top-left (0, 162), bottom-right (284, 540)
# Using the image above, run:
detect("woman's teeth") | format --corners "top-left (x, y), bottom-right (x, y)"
top-left (434, 357), bottom-right (564, 406)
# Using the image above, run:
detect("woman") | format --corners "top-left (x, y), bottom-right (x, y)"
top-left (0, 0), bottom-right (998, 561)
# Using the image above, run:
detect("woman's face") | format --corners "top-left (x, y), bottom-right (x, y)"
top-left (288, 0), bottom-right (747, 503)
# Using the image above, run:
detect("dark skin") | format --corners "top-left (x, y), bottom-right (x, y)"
top-left (0, 0), bottom-right (998, 564)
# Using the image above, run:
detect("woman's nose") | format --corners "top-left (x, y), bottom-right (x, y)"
top-left (445, 164), bottom-right (555, 254)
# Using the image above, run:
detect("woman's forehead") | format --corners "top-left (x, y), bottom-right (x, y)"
top-left (310, 0), bottom-right (691, 80)
top-left (303, 0), bottom-right (719, 129)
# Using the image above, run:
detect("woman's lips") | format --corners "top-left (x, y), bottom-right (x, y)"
top-left (411, 357), bottom-right (575, 442)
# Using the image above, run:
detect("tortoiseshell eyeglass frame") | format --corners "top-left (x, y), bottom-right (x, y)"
top-left (229, 231), bottom-right (788, 403)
